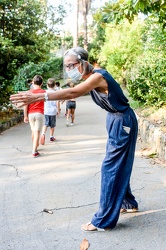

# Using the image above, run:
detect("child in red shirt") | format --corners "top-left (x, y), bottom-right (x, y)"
top-left (24, 75), bottom-right (45, 157)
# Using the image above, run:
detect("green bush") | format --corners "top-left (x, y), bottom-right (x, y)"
top-left (0, 78), bottom-right (14, 107)
top-left (99, 20), bottom-right (144, 83)
top-left (127, 54), bottom-right (166, 107)
top-left (13, 57), bottom-right (63, 92)
top-left (125, 19), bottom-right (166, 107)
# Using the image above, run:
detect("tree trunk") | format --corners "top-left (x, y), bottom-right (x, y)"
top-left (83, 11), bottom-right (88, 50)
top-left (73, 0), bottom-right (79, 47)
top-left (79, 0), bottom-right (91, 50)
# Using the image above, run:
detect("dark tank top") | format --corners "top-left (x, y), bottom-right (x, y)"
top-left (90, 69), bottom-right (129, 113)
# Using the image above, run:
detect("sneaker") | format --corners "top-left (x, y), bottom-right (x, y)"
top-left (66, 120), bottom-right (69, 127)
top-left (70, 123), bottom-right (74, 126)
top-left (50, 137), bottom-right (56, 142)
top-left (40, 134), bottom-right (45, 145)
top-left (33, 151), bottom-right (40, 158)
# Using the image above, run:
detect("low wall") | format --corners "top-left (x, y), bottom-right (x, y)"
top-left (0, 114), bottom-right (24, 133)
top-left (138, 116), bottom-right (166, 163)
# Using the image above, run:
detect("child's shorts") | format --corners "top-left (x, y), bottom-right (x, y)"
top-left (44, 115), bottom-right (56, 128)
top-left (67, 101), bottom-right (76, 109)
top-left (28, 113), bottom-right (44, 132)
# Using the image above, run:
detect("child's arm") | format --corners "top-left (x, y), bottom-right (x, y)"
top-left (24, 105), bottom-right (29, 123)
top-left (56, 101), bottom-right (60, 115)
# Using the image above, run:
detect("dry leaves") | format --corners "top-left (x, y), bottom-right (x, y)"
top-left (80, 238), bottom-right (90, 250)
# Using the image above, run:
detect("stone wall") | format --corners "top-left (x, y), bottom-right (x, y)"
top-left (138, 116), bottom-right (166, 163)
top-left (0, 114), bottom-right (24, 133)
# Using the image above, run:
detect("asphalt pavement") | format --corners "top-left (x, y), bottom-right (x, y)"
top-left (0, 95), bottom-right (166, 250)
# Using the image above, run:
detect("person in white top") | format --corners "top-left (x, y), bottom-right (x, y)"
top-left (40, 78), bottom-right (58, 144)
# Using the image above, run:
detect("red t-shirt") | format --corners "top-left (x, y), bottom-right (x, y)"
top-left (28, 89), bottom-right (46, 115)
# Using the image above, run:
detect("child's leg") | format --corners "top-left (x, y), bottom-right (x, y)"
top-left (34, 113), bottom-right (44, 149)
top-left (28, 114), bottom-right (35, 142)
top-left (66, 109), bottom-right (71, 120)
top-left (29, 113), bottom-right (43, 155)
top-left (50, 127), bottom-right (56, 141)
top-left (28, 114), bottom-right (38, 153)
top-left (50, 116), bottom-right (56, 141)
top-left (42, 125), bottom-right (47, 135)
top-left (40, 115), bottom-right (48, 145)
top-left (57, 101), bottom-right (61, 114)
top-left (65, 102), bottom-right (68, 116)
top-left (40, 126), bottom-right (47, 145)
top-left (50, 127), bottom-right (54, 137)
top-left (33, 130), bottom-right (40, 152)
top-left (31, 131), bottom-right (34, 141)
top-left (71, 109), bottom-right (75, 123)
top-left (66, 109), bottom-right (71, 126)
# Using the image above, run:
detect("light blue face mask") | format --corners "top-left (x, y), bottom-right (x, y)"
top-left (66, 67), bottom-right (82, 81)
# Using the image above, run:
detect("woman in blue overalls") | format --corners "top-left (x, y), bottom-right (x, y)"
top-left (10, 47), bottom-right (139, 231)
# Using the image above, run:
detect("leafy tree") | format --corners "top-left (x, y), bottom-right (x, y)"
top-left (0, 0), bottom-right (67, 106)
top-left (98, 19), bottom-right (144, 84)
top-left (63, 35), bottom-right (73, 49)
top-left (91, 1), bottom-right (166, 107)
top-left (88, 11), bottom-right (106, 64)
top-left (126, 20), bottom-right (166, 106)
top-left (102, 0), bottom-right (166, 27)
top-left (13, 57), bottom-right (63, 92)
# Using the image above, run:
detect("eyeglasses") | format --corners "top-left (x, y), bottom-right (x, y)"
top-left (64, 62), bottom-right (79, 70)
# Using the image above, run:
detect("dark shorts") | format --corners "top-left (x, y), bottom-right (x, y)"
top-left (67, 101), bottom-right (76, 109)
top-left (44, 115), bottom-right (56, 128)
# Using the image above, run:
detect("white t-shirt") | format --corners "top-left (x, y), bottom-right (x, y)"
top-left (44, 89), bottom-right (57, 115)
top-left (55, 86), bottom-right (62, 91)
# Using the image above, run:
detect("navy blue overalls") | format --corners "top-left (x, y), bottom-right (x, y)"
top-left (90, 69), bottom-right (138, 229)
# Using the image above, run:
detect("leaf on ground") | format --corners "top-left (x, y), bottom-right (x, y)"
top-left (148, 152), bottom-right (157, 158)
top-left (80, 238), bottom-right (90, 250)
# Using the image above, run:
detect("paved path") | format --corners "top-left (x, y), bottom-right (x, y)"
top-left (0, 95), bottom-right (165, 250)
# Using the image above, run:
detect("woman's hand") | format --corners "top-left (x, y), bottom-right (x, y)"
top-left (10, 91), bottom-right (41, 107)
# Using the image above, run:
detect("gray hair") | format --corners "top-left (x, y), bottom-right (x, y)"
top-left (64, 46), bottom-right (94, 74)
top-left (64, 46), bottom-right (88, 61)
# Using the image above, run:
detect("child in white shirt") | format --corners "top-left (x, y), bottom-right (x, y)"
top-left (40, 78), bottom-right (58, 144)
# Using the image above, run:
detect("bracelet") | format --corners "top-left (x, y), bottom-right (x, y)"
top-left (44, 92), bottom-right (48, 101)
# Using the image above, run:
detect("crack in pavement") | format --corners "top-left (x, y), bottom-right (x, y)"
top-left (0, 164), bottom-right (21, 178)
top-left (38, 201), bottom-right (99, 214)
top-left (52, 201), bottom-right (99, 211)
top-left (19, 170), bottom-right (101, 186)
top-left (12, 145), bottom-right (27, 153)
